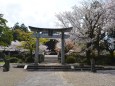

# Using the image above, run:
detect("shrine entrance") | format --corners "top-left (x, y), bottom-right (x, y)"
top-left (29, 26), bottom-right (72, 65)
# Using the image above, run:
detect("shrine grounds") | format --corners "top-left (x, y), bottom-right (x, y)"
top-left (0, 64), bottom-right (115, 86)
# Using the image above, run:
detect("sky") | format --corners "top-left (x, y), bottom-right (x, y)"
top-left (0, 0), bottom-right (82, 28)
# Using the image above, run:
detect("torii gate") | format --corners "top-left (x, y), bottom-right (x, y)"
top-left (29, 26), bottom-right (72, 64)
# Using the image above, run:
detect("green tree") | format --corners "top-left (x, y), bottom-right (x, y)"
top-left (12, 23), bottom-right (29, 41)
top-left (0, 14), bottom-right (13, 46)
top-left (20, 23), bottom-right (28, 32)
top-left (12, 29), bottom-right (24, 41)
top-left (13, 22), bottom-right (28, 32)
top-left (20, 31), bottom-right (48, 62)
top-left (21, 32), bottom-right (36, 62)
top-left (13, 22), bottom-right (20, 30)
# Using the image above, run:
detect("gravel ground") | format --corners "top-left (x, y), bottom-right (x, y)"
top-left (1, 65), bottom-right (115, 86)
top-left (60, 70), bottom-right (115, 86)
top-left (0, 65), bottom-right (72, 86)
top-left (17, 72), bottom-right (73, 86)
top-left (0, 67), bottom-right (30, 86)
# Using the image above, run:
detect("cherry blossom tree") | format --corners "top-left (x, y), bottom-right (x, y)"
top-left (101, 0), bottom-right (115, 58)
top-left (56, 0), bottom-right (106, 72)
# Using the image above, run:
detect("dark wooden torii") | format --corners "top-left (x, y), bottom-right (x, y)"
top-left (29, 26), bottom-right (72, 64)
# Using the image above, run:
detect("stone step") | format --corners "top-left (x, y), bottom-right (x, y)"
top-left (15, 64), bottom-right (115, 71)
top-left (44, 59), bottom-right (58, 61)
top-left (25, 65), bottom-right (105, 71)
top-left (44, 56), bottom-right (58, 63)
top-left (44, 58), bottom-right (57, 60)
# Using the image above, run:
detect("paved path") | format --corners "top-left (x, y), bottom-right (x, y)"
top-left (61, 70), bottom-right (115, 86)
top-left (1, 64), bottom-right (115, 86)
top-left (17, 72), bottom-right (73, 86)
top-left (0, 67), bottom-right (30, 86)
top-left (16, 70), bottom-right (115, 86)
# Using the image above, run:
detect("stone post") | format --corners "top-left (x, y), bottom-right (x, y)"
top-left (35, 32), bottom-right (39, 65)
top-left (61, 31), bottom-right (65, 64)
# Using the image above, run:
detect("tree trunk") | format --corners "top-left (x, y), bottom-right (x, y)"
top-left (97, 26), bottom-right (101, 57)
top-left (86, 43), bottom-right (91, 64)
top-left (97, 35), bottom-right (100, 57)
top-left (30, 49), bottom-right (33, 59)
top-left (110, 51), bottom-right (114, 58)
top-left (86, 50), bottom-right (91, 64)
top-left (110, 51), bottom-right (115, 65)
top-left (90, 58), bottom-right (96, 72)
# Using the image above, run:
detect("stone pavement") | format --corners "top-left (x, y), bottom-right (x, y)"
top-left (1, 64), bottom-right (115, 86)
top-left (16, 70), bottom-right (115, 86)
top-left (16, 72), bottom-right (73, 86)
top-left (60, 70), bottom-right (115, 86)
top-left (0, 67), bottom-right (30, 86)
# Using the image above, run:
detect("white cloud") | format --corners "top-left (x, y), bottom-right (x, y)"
top-left (0, 0), bottom-right (81, 28)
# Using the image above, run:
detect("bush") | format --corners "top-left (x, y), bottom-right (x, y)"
top-left (17, 59), bottom-right (23, 63)
top-left (25, 56), bottom-right (34, 63)
top-left (5, 55), bottom-right (22, 63)
top-left (38, 54), bottom-right (44, 63)
top-left (9, 57), bottom-right (20, 63)
top-left (67, 52), bottom-right (87, 64)
top-left (95, 55), bottom-right (115, 65)
top-left (10, 53), bottom-right (26, 63)
top-left (66, 56), bottom-right (76, 63)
